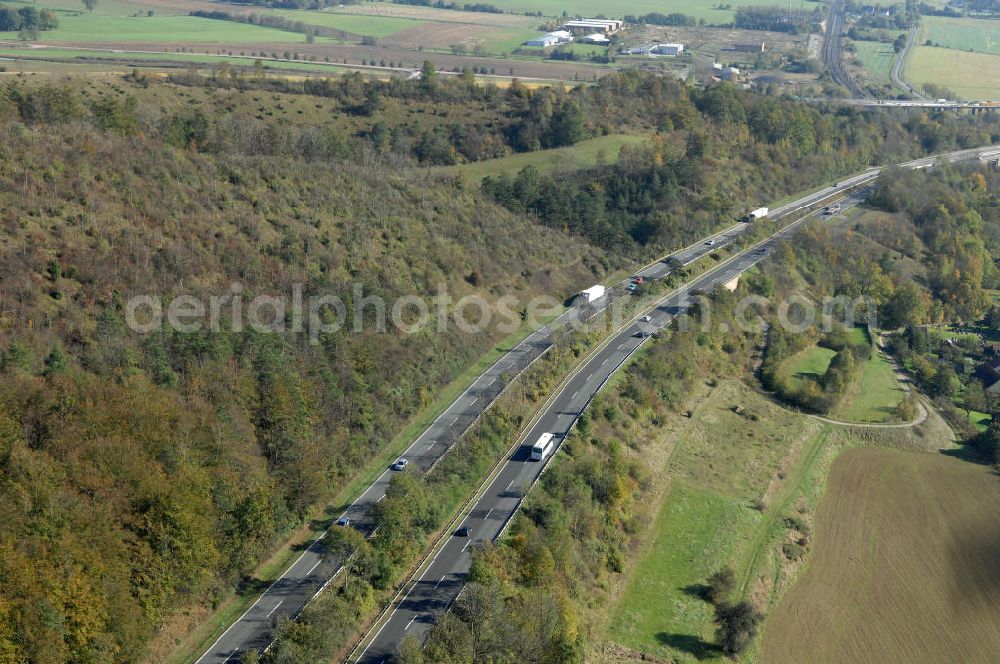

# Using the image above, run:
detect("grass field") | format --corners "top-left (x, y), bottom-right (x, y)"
top-left (608, 380), bottom-right (829, 662)
top-left (610, 482), bottom-right (761, 660)
top-left (437, 134), bottom-right (648, 179)
top-left (851, 40), bottom-right (895, 84)
top-left (830, 349), bottom-right (906, 423)
top-left (922, 16), bottom-right (1000, 56)
top-left (759, 447), bottom-right (1000, 663)
top-left (908, 46), bottom-right (1000, 100)
top-left (1, 13), bottom-right (317, 44)
top-left (781, 345), bottom-right (837, 387)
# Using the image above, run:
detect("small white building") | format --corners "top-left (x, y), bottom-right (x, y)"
top-left (579, 32), bottom-right (611, 45)
top-left (651, 43), bottom-right (684, 56)
top-left (525, 30), bottom-right (573, 47)
top-left (525, 34), bottom-right (559, 47)
top-left (623, 43), bottom-right (655, 55)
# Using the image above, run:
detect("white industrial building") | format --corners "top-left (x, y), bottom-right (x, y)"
top-left (562, 18), bottom-right (623, 34)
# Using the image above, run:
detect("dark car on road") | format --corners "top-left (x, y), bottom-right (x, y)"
top-left (455, 526), bottom-right (471, 537)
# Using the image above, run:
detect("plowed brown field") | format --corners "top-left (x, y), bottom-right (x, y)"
top-left (760, 447), bottom-right (1000, 663)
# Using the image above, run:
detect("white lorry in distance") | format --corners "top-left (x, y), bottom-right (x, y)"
top-left (580, 284), bottom-right (606, 303)
top-left (746, 207), bottom-right (769, 222)
top-left (530, 432), bottom-right (555, 461)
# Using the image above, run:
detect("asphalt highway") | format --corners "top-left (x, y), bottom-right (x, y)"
top-left (352, 144), bottom-right (1000, 664)
top-left (198, 145), bottom-right (998, 664)
top-left (195, 186), bottom-right (755, 664)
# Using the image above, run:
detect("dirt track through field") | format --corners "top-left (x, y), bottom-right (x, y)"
top-left (759, 447), bottom-right (1000, 663)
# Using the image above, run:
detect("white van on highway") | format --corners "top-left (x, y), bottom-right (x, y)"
top-left (530, 432), bottom-right (555, 461)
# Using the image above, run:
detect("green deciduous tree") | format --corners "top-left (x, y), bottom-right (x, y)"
top-left (714, 601), bottom-right (762, 655)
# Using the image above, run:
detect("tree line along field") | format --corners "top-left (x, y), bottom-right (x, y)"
top-left (759, 447), bottom-right (1000, 663)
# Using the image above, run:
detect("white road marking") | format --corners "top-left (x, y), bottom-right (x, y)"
top-left (405, 617), bottom-right (416, 631)
top-left (356, 606), bottom-right (400, 661)
top-left (306, 559), bottom-right (322, 576)
top-left (485, 508), bottom-right (493, 520)
top-left (265, 601), bottom-right (283, 619)
top-left (506, 478), bottom-right (515, 491)
top-left (434, 575), bottom-right (448, 590)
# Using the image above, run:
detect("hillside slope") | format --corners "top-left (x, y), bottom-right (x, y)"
top-left (0, 84), bottom-right (600, 662)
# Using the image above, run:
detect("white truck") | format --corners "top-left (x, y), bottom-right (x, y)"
top-left (746, 207), bottom-right (769, 222)
top-left (579, 284), bottom-right (606, 303)
top-left (530, 432), bottom-right (555, 461)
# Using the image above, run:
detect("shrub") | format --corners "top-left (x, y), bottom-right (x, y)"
top-left (714, 601), bottom-right (762, 655)
top-left (705, 567), bottom-right (736, 604)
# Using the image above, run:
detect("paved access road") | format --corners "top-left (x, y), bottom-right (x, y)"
top-left (889, 25), bottom-right (923, 99)
top-left (196, 191), bottom-right (753, 664)
top-left (353, 145), bottom-right (1000, 664)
